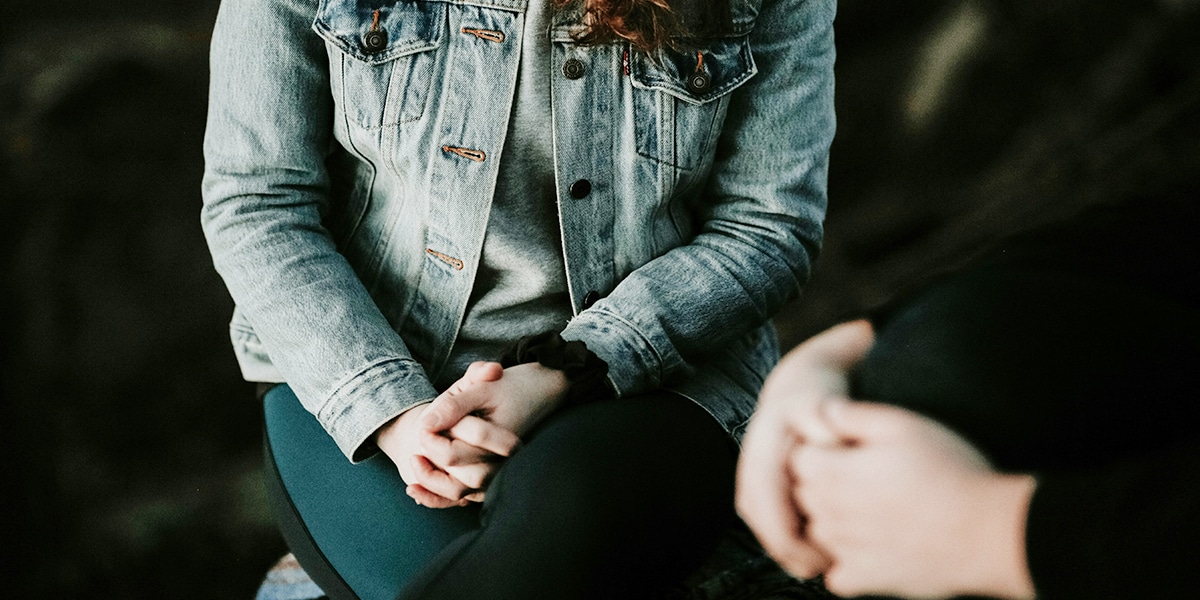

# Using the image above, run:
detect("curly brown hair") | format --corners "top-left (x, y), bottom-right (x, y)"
top-left (559, 0), bottom-right (730, 52)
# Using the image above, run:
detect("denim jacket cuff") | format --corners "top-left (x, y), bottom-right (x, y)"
top-left (560, 308), bottom-right (683, 397)
top-left (315, 358), bottom-right (439, 463)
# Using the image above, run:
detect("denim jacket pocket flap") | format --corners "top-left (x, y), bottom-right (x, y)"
top-left (313, 0), bottom-right (446, 65)
top-left (630, 35), bottom-right (757, 106)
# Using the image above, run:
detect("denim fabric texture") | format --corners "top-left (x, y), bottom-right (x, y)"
top-left (201, 0), bottom-right (836, 461)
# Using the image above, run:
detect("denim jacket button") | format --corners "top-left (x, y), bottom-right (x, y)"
top-left (687, 71), bottom-right (712, 94)
top-left (569, 179), bottom-right (592, 199)
top-left (582, 290), bottom-right (601, 309)
top-left (362, 29), bottom-right (388, 54)
top-left (563, 58), bottom-right (585, 80)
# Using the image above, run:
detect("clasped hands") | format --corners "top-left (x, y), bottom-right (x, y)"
top-left (736, 320), bottom-right (1036, 600)
top-left (376, 361), bottom-right (569, 508)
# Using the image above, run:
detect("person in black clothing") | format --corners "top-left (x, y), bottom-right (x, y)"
top-left (737, 195), bottom-right (1200, 599)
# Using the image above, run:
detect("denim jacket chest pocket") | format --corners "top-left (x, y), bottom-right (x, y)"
top-left (313, 0), bottom-right (446, 130)
top-left (629, 32), bottom-right (756, 171)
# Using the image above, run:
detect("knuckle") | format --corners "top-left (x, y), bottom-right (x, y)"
top-left (822, 570), bottom-right (856, 596)
top-left (785, 561), bottom-right (821, 580)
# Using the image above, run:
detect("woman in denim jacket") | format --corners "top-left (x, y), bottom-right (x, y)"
top-left (202, 0), bottom-right (834, 595)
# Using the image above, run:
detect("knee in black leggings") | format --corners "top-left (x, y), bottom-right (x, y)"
top-left (403, 394), bottom-right (736, 600)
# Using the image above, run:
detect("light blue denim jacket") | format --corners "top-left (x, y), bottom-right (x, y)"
top-left (202, 0), bottom-right (835, 461)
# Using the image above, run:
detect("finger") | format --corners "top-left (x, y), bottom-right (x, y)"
top-left (446, 361), bottom-right (504, 397)
top-left (406, 484), bottom-right (466, 509)
top-left (758, 321), bottom-right (876, 448)
top-left (736, 418), bottom-right (829, 579)
top-left (774, 535), bottom-right (834, 580)
top-left (819, 399), bottom-right (912, 444)
top-left (760, 320), bottom-right (874, 408)
top-left (447, 415), bottom-right (522, 457)
top-left (787, 444), bottom-right (849, 551)
top-left (788, 443), bottom-right (841, 502)
top-left (445, 462), bottom-right (495, 491)
top-left (463, 491), bottom-right (486, 503)
top-left (780, 395), bottom-right (845, 447)
top-left (821, 564), bottom-right (872, 599)
top-left (418, 428), bottom-right (496, 467)
top-left (735, 414), bottom-right (800, 534)
top-left (798, 319), bottom-right (876, 369)
top-left (411, 454), bottom-right (474, 501)
top-left (425, 363), bottom-right (504, 431)
top-left (422, 387), bottom-right (489, 432)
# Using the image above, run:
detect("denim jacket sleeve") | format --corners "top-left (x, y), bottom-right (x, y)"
top-left (201, 0), bottom-right (437, 461)
top-left (560, 0), bottom-right (836, 396)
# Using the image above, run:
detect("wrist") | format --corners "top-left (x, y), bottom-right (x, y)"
top-left (505, 362), bottom-right (572, 424)
top-left (499, 330), bottom-right (612, 405)
top-left (529, 362), bottom-right (570, 396)
top-left (375, 402), bottom-right (428, 452)
top-left (970, 473), bottom-right (1037, 600)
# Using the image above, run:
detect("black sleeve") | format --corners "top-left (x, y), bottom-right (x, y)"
top-left (1026, 440), bottom-right (1200, 600)
top-left (854, 191), bottom-right (1200, 600)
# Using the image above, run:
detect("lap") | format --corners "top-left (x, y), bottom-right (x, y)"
top-left (265, 385), bottom-right (735, 600)
top-left (264, 385), bottom-right (479, 600)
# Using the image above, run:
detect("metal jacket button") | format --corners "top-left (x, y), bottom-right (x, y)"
top-left (363, 28), bottom-right (388, 54)
top-left (582, 290), bottom-right (601, 309)
top-left (563, 58), bottom-right (585, 79)
top-left (687, 71), bottom-right (711, 94)
top-left (569, 179), bottom-right (592, 199)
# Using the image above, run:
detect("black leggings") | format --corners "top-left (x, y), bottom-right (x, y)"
top-left (263, 386), bottom-right (737, 600)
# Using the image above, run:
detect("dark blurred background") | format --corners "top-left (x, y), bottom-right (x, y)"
top-left (2, 0), bottom-right (1197, 597)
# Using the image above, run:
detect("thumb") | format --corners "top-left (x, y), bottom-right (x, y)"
top-left (424, 362), bottom-right (504, 431)
top-left (452, 361), bottom-right (503, 393)
top-left (422, 389), bottom-right (485, 432)
top-left (818, 398), bottom-right (911, 444)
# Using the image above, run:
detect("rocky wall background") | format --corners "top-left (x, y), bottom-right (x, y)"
top-left (2, 0), bottom-right (1198, 597)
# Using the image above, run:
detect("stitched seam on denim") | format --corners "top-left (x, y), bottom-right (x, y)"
top-left (317, 357), bottom-right (425, 424)
top-left (587, 307), bottom-right (667, 391)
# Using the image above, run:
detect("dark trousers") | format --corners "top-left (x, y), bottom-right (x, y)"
top-left (263, 386), bottom-right (737, 600)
